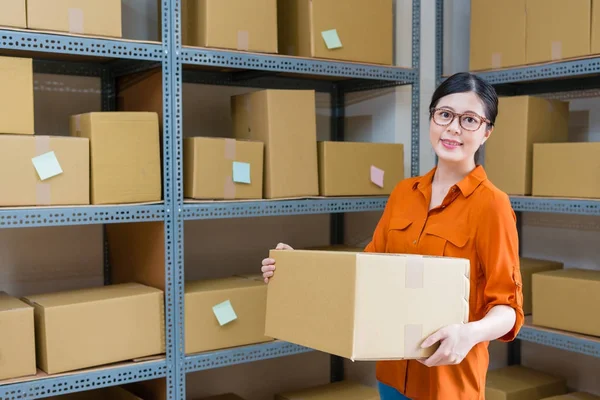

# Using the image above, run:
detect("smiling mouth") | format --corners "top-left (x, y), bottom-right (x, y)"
top-left (441, 139), bottom-right (463, 146)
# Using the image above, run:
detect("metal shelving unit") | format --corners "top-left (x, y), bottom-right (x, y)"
top-left (0, 1), bottom-right (421, 399)
top-left (436, 0), bottom-right (600, 364)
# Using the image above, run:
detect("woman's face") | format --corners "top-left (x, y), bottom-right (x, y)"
top-left (429, 91), bottom-right (493, 165)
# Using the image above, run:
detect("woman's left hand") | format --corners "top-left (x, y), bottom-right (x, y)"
top-left (418, 324), bottom-right (475, 367)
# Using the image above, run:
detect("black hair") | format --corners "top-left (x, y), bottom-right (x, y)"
top-left (429, 72), bottom-right (498, 165)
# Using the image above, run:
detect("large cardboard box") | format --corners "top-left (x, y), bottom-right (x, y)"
top-left (45, 387), bottom-right (143, 400)
top-left (526, 0), bottom-right (591, 64)
top-left (532, 268), bottom-right (600, 337)
top-left (70, 112), bottom-right (162, 205)
top-left (0, 0), bottom-right (26, 28)
top-left (278, 0), bottom-right (393, 65)
top-left (22, 283), bottom-right (165, 374)
top-left (0, 292), bottom-right (36, 381)
top-left (231, 90), bottom-right (319, 199)
top-left (275, 381), bottom-right (379, 400)
top-left (185, 276), bottom-right (272, 354)
top-left (184, 137), bottom-right (264, 200)
top-left (27, 0), bottom-right (122, 38)
top-left (182, 0), bottom-right (277, 53)
top-left (469, 0), bottom-right (526, 71)
top-left (532, 142), bottom-right (600, 198)
top-left (318, 141), bottom-right (404, 196)
top-left (520, 258), bottom-right (563, 315)
top-left (543, 394), bottom-right (600, 400)
top-left (0, 135), bottom-right (89, 206)
top-left (485, 96), bottom-right (569, 195)
top-left (0, 56), bottom-right (34, 135)
top-left (265, 250), bottom-right (470, 360)
top-left (486, 365), bottom-right (567, 400)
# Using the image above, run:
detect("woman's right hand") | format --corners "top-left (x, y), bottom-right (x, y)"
top-left (261, 242), bottom-right (294, 283)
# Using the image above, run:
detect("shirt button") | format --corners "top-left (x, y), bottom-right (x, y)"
top-left (413, 240), bottom-right (417, 245)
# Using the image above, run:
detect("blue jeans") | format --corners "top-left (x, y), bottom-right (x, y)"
top-left (378, 382), bottom-right (410, 399)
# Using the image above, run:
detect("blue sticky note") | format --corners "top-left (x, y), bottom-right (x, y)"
top-left (232, 161), bottom-right (251, 184)
top-left (32, 151), bottom-right (63, 181)
top-left (321, 29), bottom-right (343, 50)
top-left (212, 300), bottom-right (238, 326)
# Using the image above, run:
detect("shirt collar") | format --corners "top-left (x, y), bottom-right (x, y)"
top-left (412, 165), bottom-right (487, 197)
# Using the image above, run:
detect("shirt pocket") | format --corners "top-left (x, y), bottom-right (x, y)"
top-left (386, 216), bottom-right (414, 253)
top-left (423, 223), bottom-right (470, 257)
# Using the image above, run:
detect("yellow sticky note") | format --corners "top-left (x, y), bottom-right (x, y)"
top-left (321, 29), bottom-right (343, 50)
top-left (212, 300), bottom-right (237, 326)
top-left (32, 151), bottom-right (63, 181)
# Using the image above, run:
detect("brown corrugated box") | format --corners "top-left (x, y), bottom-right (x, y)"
top-left (485, 96), bottom-right (569, 195)
top-left (0, 0), bottom-right (26, 28)
top-left (0, 292), bottom-right (36, 381)
top-left (184, 137), bottom-right (264, 200)
top-left (0, 56), bottom-right (34, 135)
top-left (469, 0), bottom-right (526, 71)
top-left (265, 250), bottom-right (470, 360)
top-left (45, 387), bottom-right (143, 400)
top-left (593, 0), bottom-right (600, 54)
top-left (231, 89), bottom-right (319, 199)
top-left (22, 283), bottom-right (165, 374)
top-left (27, 0), bottom-right (122, 38)
top-left (526, 0), bottom-right (591, 64)
top-left (0, 135), bottom-right (90, 206)
top-left (182, 0), bottom-right (277, 53)
top-left (185, 276), bottom-right (272, 354)
top-left (520, 258), bottom-right (563, 315)
top-left (543, 393), bottom-right (600, 400)
top-left (275, 381), bottom-right (379, 400)
top-left (532, 142), bottom-right (600, 198)
top-left (277, 0), bottom-right (393, 65)
top-left (532, 268), bottom-right (600, 337)
top-left (485, 365), bottom-right (567, 400)
top-left (318, 141), bottom-right (404, 196)
top-left (70, 112), bottom-right (162, 205)
top-left (117, 70), bottom-right (164, 130)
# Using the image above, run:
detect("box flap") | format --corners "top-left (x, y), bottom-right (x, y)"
top-left (537, 268), bottom-right (600, 282)
top-left (0, 291), bottom-right (31, 312)
top-left (486, 365), bottom-right (566, 393)
top-left (276, 381), bottom-right (379, 400)
top-left (75, 111), bottom-right (159, 123)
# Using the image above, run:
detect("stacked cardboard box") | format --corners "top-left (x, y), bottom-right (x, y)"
top-left (0, 0), bottom-right (26, 28)
top-left (0, 292), bottom-right (36, 381)
top-left (275, 381), bottom-right (379, 400)
top-left (519, 258), bottom-right (563, 315)
top-left (485, 365), bottom-right (567, 400)
top-left (0, 56), bottom-right (34, 135)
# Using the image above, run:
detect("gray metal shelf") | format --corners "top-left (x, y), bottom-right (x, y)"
top-left (518, 324), bottom-right (600, 359)
top-left (0, 359), bottom-right (167, 400)
top-left (183, 197), bottom-right (388, 220)
top-left (510, 196), bottom-right (600, 215)
top-left (185, 341), bottom-right (313, 374)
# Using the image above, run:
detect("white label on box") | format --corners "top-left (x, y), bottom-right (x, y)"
top-left (32, 151), bottom-right (63, 181)
top-left (212, 300), bottom-right (238, 326)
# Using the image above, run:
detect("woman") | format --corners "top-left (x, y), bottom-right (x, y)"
top-left (261, 72), bottom-right (524, 400)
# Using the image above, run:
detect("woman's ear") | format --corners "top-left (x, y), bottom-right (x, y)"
top-left (481, 126), bottom-right (493, 145)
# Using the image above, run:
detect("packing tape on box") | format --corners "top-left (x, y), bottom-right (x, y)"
top-left (224, 138), bottom-right (236, 160)
top-left (224, 176), bottom-right (236, 199)
top-left (405, 255), bottom-right (424, 288)
top-left (491, 53), bottom-right (502, 69)
top-left (404, 324), bottom-right (423, 358)
top-left (224, 139), bottom-right (236, 199)
top-left (68, 8), bottom-right (85, 35)
top-left (237, 30), bottom-right (249, 51)
top-left (551, 41), bottom-right (562, 61)
top-left (34, 136), bottom-right (52, 205)
top-left (73, 115), bottom-right (81, 136)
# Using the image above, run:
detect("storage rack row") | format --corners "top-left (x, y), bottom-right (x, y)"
top-left (435, 0), bottom-right (600, 366)
top-left (0, 1), bottom-right (419, 399)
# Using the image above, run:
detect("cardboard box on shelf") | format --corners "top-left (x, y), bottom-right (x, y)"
top-left (469, 0), bottom-right (526, 71)
top-left (485, 365), bottom-right (567, 400)
top-left (182, 0), bottom-right (277, 53)
top-left (277, 0), bottom-right (393, 65)
top-left (0, 135), bottom-right (89, 207)
top-left (593, 0), bottom-right (600, 54)
top-left (0, 56), bottom-right (34, 135)
top-left (275, 381), bottom-right (379, 400)
top-left (22, 283), bottom-right (165, 374)
top-left (265, 250), bottom-right (470, 360)
top-left (185, 276), bottom-right (272, 355)
top-left (485, 96), bottom-right (569, 196)
top-left (70, 112), bottom-right (161, 205)
top-left (532, 268), bottom-right (600, 337)
top-left (0, 292), bottom-right (36, 381)
top-left (532, 142), bottom-right (600, 198)
top-left (231, 89), bottom-right (319, 199)
top-left (520, 258), bottom-right (563, 315)
top-left (184, 137), bottom-right (264, 200)
top-left (526, 0), bottom-right (591, 64)
top-left (0, 0), bottom-right (26, 28)
top-left (45, 387), bottom-right (143, 400)
top-left (26, 0), bottom-right (122, 38)
top-left (117, 69), bottom-right (163, 130)
top-left (543, 393), bottom-right (600, 400)
top-left (318, 141), bottom-right (404, 196)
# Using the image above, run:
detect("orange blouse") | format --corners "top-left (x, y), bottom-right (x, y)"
top-left (364, 165), bottom-right (524, 400)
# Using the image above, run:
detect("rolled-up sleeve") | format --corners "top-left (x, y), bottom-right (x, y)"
top-left (476, 192), bottom-right (524, 342)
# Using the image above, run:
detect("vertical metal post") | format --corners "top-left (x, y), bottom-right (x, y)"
top-left (329, 83), bottom-right (345, 383)
top-left (101, 67), bottom-right (116, 285)
top-left (508, 211), bottom-right (523, 365)
top-left (411, 0), bottom-right (421, 177)
top-left (435, 0), bottom-right (444, 86)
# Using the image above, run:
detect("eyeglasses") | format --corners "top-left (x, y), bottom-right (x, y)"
top-left (430, 108), bottom-right (492, 132)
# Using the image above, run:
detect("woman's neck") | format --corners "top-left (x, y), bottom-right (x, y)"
top-left (433, 159), bottom-right (476, 187)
